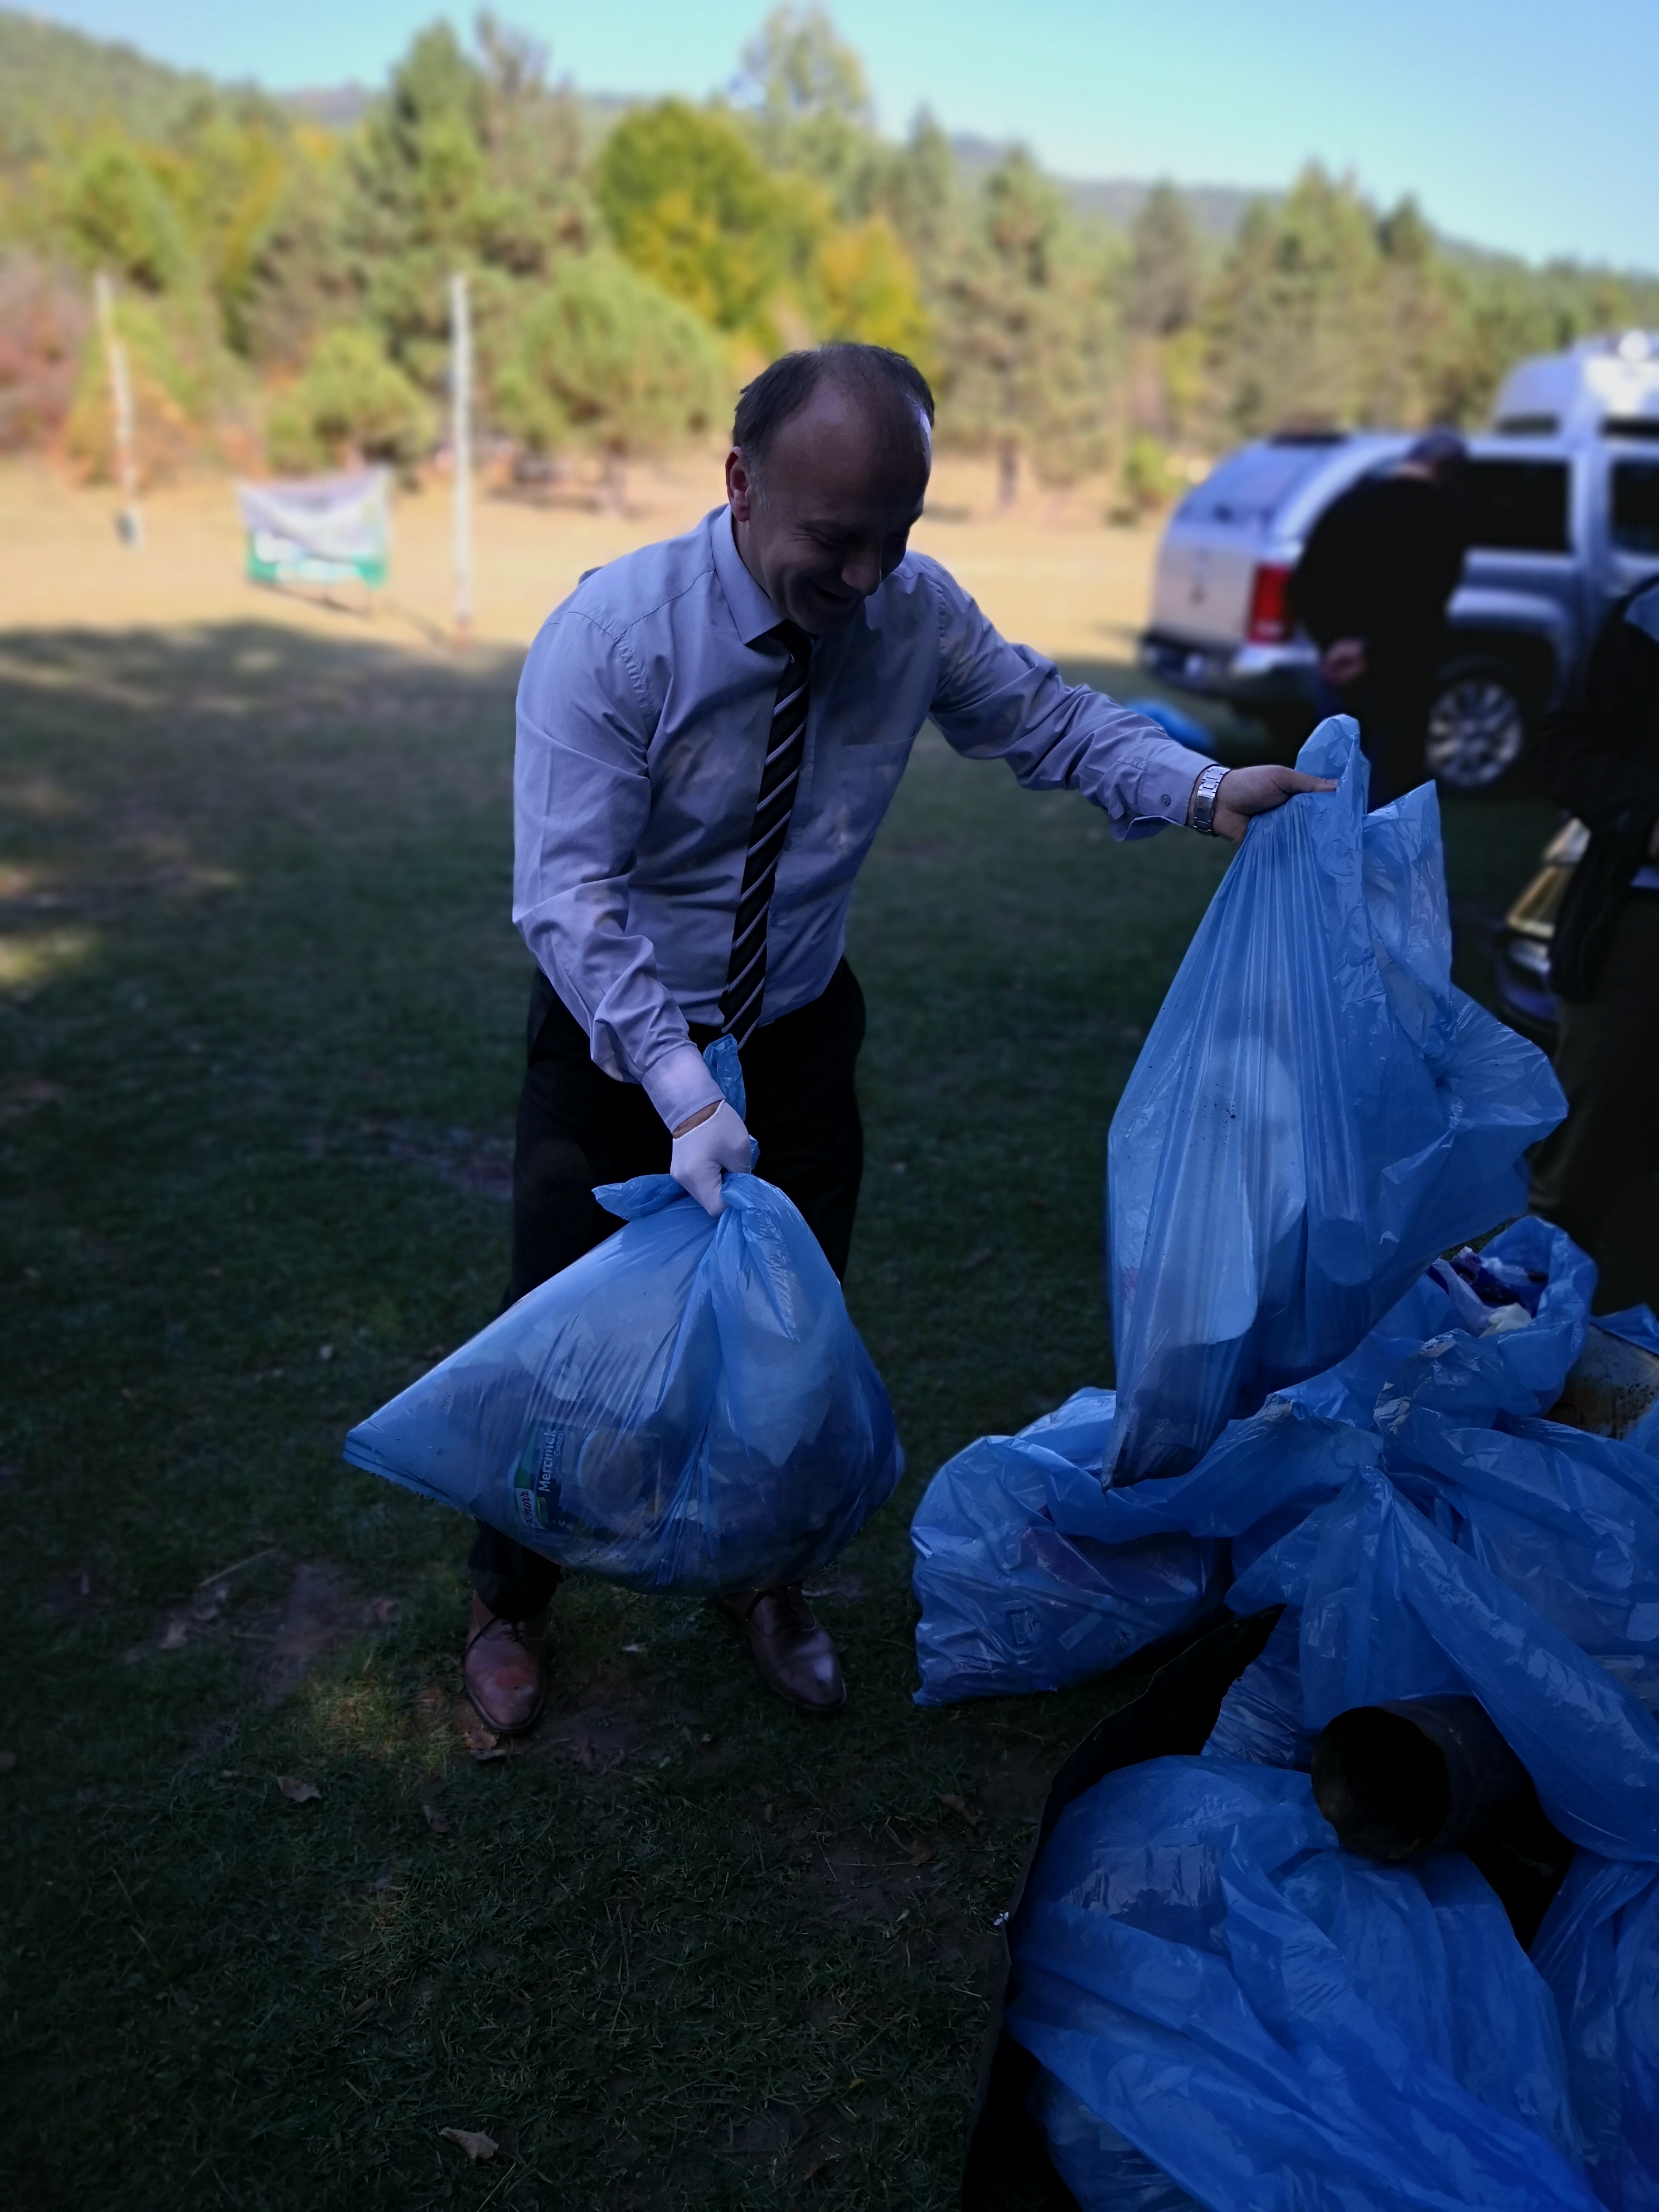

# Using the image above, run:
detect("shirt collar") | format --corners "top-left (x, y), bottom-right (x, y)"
top-left (708, 506), bottom-right (784, 647)
top-left (1626, 579), bottom-right (1659, 646)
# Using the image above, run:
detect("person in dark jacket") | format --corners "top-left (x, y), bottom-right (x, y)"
top-left (1288, 431), bottom-right (1468, 803)
top-left (1527, 578), bottom-right (1659, 1275)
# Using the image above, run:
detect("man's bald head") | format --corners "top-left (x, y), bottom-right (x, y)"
top-left (725, 346), bottom-right (935, 636)
top-left (734, 345), bottom-right (934, 507)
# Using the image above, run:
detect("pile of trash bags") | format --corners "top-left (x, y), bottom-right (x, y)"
top-left (992, 1214), bottom-right (1659, 2210)
top-left (913, 725), bottom-right (1659, 2209)
top-left (1105, 714), bottom-right (1564, 1482)
top-left (914, 720), bottom-right (1567, 1705)
top-left (346, 1039), bottom-right (901, 1594)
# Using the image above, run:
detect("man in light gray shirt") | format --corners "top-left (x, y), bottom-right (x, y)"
top-left (465, 344), bottom-right (1330, 1734)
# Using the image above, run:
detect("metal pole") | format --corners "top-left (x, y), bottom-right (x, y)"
top-left (94, 271), bottom-right (143, 550)
top-left (450, 270), bottom-right (472, 647)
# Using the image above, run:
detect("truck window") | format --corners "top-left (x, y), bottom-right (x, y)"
top-left (1176, 443), bottom-right (1340, 529)
top-left (1462, 459), bottom-right (1571, 554)
top-left (1612, 460), bottom-right (1659, 554)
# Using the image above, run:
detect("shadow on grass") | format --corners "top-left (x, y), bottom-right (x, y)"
top-left (0, 620), bottom-right (1564, 2209)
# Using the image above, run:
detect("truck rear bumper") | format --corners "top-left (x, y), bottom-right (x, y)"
top-left (1139, 630), bottom-right (1320, 714)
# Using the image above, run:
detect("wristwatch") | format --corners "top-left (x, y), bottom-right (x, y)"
top-left (1189, 763), bottom-right (1229, 836)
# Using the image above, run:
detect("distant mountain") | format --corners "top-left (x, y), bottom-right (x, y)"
top-left (282, 83), bottom-right (371, 129)
top-left (948, 132), bottom-right (1262, 243)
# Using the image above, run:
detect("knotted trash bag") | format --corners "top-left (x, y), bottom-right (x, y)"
top-left (343, 1041), bottom-right (901, 1594)
top-left (909, 1390), bottom-right (1221, 1705)
top-left (1008, 1755), bottom-right (1600, 2212)
top-left (1105, 717), bottom-right (1565, 1483)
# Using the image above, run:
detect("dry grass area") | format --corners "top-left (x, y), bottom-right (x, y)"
top-left (0, 449), bottom-right (1161, 663)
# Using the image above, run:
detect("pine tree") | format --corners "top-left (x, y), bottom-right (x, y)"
top-left (935, 150), bottom-right (1113, 503)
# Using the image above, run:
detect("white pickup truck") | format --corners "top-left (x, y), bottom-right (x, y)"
top-left (1138, 333), bottom-right (1659, 793)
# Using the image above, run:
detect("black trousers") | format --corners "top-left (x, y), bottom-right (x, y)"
top-left (469, 960), bottom-right (867, 1619)
top-left (1322, 662), bottom-right (1434, 808)
top-left (1528, 895), bottom-right (1659, 1301)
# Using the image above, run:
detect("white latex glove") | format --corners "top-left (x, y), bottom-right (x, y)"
top-left (669, 1099), bottom-right (753, 1217)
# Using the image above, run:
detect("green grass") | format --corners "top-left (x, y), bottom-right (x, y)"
top-left (0, 623), bottom-right (1558, 2210)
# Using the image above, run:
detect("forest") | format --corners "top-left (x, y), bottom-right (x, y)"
top-left (4, 2), bottom-right (1658, 506)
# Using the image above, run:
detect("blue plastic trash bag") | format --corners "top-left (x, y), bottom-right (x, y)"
top-left (1007, 1755), bottom-right (1599, 2212)
top-left (1027, 2068), bottom-right (1202, 2212)
top-left (344, 1041), bottom-right (901, 1594)
top-left (909, 1390), bottom-right (1220, 1704)
top-left (1386, 1411), bottom-right (1659, 1712)
top-left (910, 1222), bottom-right (1595, 1707)
top-left (1598, 1307), bottom-right (1659, 1361)
top-left (1105, 718), bottom-right (1565, 1481)
top-left (1202, 1607), bottom-right (1316, 1770)
top-left (1040, 1392), bottom-right (1381, 1575)
top-left (1532, 1854), bottom-right (1659, 2212)
top-left (1278, 1218), bottom-right (1594, 1434)
top-left (1124, 697), bottom-right (1218, 754)
top-left (1232, 1466), bottom-right (1659, 1860)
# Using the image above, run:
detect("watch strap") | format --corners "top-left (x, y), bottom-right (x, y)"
top-left (1190, 763), bottom-right (1228, 836)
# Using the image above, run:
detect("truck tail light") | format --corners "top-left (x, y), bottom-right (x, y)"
top-left (1246, 562), bottom-right (1294, 644)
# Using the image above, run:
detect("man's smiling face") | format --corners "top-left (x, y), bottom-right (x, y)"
top-left (726, 384), bottom-right (932, 637)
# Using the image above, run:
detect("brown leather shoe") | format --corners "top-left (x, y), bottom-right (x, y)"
top-left (463, 1595), bottom-right (550, 1735)
top-left (717, 1583), bottom-right (846, 1713)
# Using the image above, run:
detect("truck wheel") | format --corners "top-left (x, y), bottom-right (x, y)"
top-left (1424, 659), bottom-right (1529, 793)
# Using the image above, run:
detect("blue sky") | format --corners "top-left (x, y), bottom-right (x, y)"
top-left (30, 0), bottom-right (1657, 269)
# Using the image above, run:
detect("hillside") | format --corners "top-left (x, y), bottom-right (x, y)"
top-left (0, 9), bottom-right (219, 167)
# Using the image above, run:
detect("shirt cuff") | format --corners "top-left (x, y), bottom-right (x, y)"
top-left (642, 1041), bottom-right (724, 1133)
top-left (1125, 758), bottom-right (1224, 838)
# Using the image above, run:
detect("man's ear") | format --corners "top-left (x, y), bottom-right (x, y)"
top-left (725, 447), bottom-right (755, 523)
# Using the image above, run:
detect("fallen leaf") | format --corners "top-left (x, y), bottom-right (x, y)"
top-left (801, 2156), bottom-right (835, 2181)
top-left (0, 1751), bottom-right (16, 1774)
top-left (421, 1803), bottom-right (452, 1836)
top-left (621, 1641), bottom-right (644, 1655)
top-left (847, 2076), bottom-right (865, 2091)
top-left (364, 1597), bottom-right (399, 1625)
top-left (158, 1617), bottom-right (190, 1651)
top-left (908, 1835), bottom-right (934, 1865)
top-left (439, 2127), bottom-right (498, 2163)
top-left (569, 1732), bottom-right (595, 1771)
top-left (938, 1793), bottom-right (984, 1830)
top-left (317, 1343), bottom-right (334, 1362)
top-left (464, 1727), bottom-right (507, 1763)
top-left (277, 1775), bottom-right (322, 1803)
top-left (347, 1997), bottom-right (374, 2021)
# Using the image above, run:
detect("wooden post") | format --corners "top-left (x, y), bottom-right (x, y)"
top-left (94, 270), bottom-right (143, 550)
top-left (450, 270), bottom-right (472, 647)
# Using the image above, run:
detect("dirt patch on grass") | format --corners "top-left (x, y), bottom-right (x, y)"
top-left (126, 1554), bottom-right (401, 1701)
top-left (368, 1119), bottom-right (515, 1199)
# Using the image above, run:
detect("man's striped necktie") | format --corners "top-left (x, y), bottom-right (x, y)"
top-left (720, 620), bottom-right (813, 1050)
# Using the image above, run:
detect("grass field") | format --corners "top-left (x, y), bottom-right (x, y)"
top-left (0, 601), bottom-right (1558, 2210)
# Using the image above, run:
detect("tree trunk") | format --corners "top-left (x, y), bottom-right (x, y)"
top-left (997, 439), bottom-right (1019, 510)
top-left (600, 448), bottom-right (626, 514)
